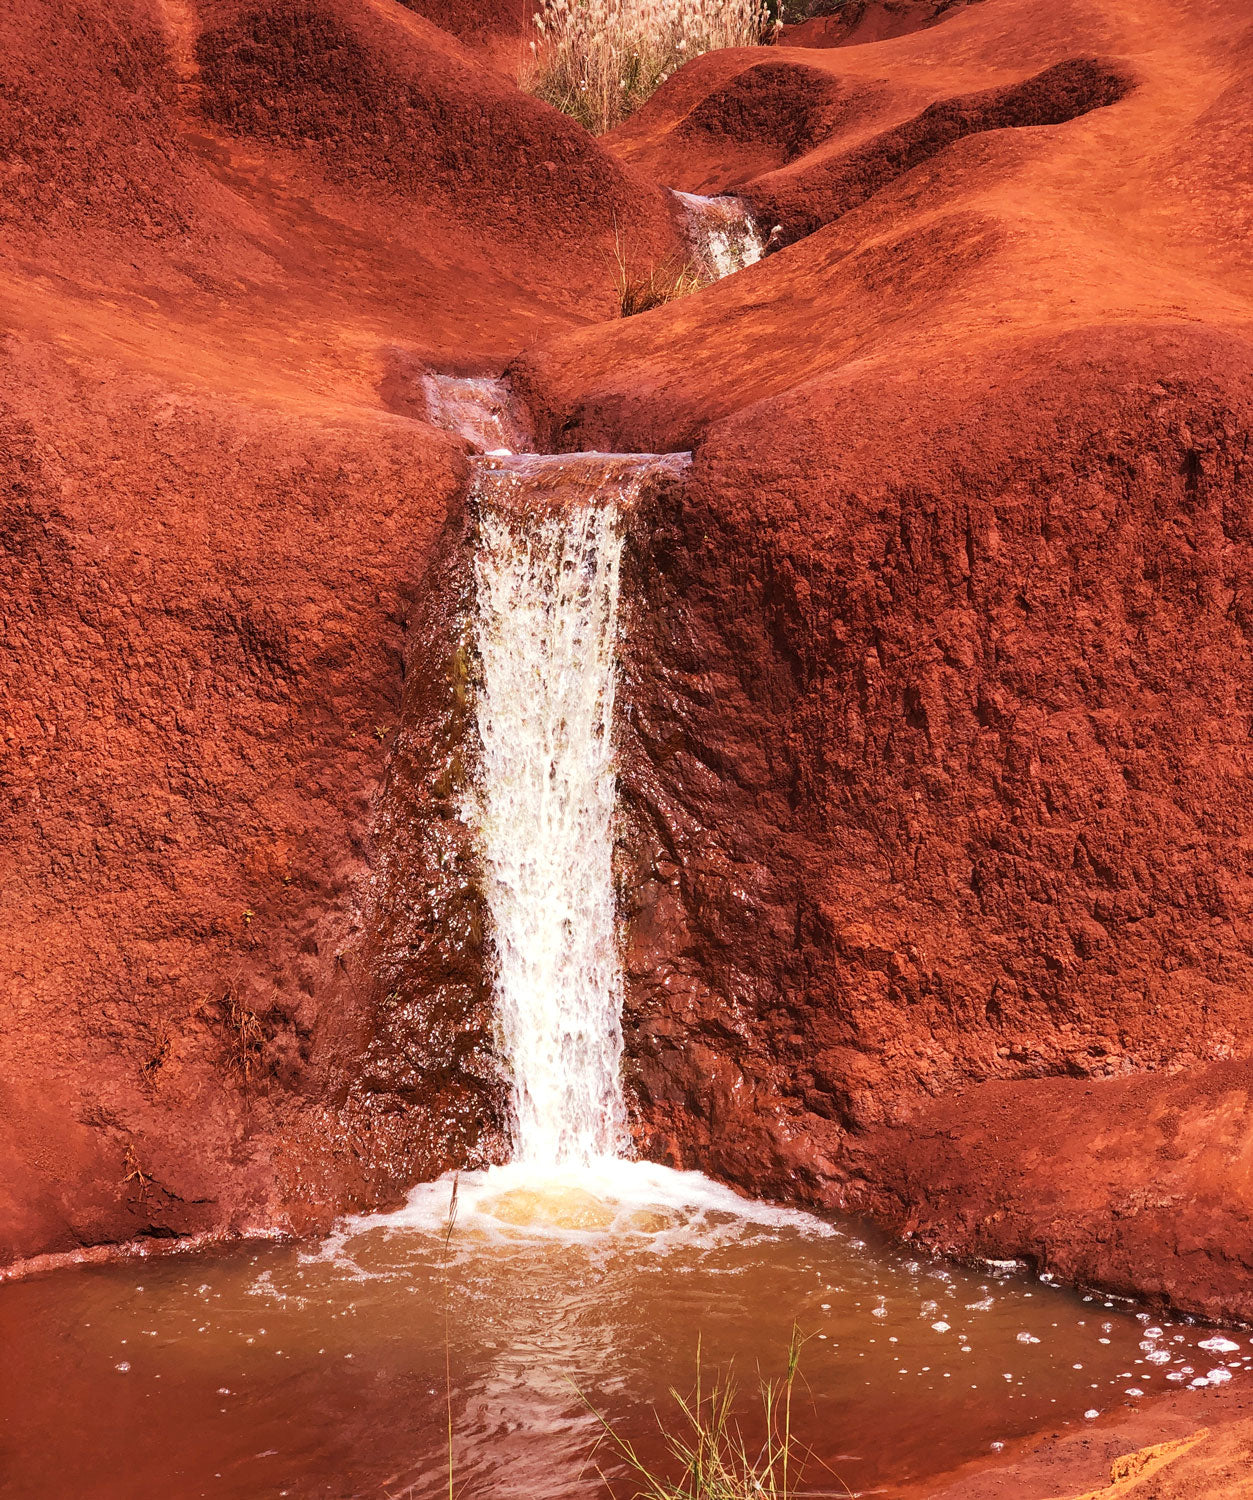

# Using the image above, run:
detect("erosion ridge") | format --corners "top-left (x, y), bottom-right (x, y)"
top-left (567, 0), bottom-right (1253, 1328)
top-left (3, 0), bottom-right (1253, 1441)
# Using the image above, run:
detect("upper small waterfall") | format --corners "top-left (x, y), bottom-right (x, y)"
top-left (466, 452), bottom-right (687, 1166)
top-left (422, 373), bottom-right (533, 454)
top-left (674, 190), bottom-right (768, 279)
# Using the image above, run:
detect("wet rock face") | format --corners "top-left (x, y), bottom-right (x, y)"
top-left (845, 1060), bottom-right (1253, 1325)
top-left (332, 500), bottom-right (510, 1189)
top-left (0, 0), bottom-right (687, 1267)
top-left (615, 325), bottom-right (1253, 1210)
top-left (0, 360), bottom-right (470, 1263)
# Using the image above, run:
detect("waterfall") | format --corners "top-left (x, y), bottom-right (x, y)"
top-left (466, 452), bottom-right (687, 1166)
top-left (421, 373), bottom-right (533, 454)
top-left (674, 190), bottom-right (768, 279)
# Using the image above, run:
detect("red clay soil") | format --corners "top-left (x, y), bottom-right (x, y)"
top-left (909, 1380), bottom-right (1253, 1499)
top-left (6, 0), bottom-right (1253, 1455)
top-left (846, 1062), bottom-right (1253, 1325)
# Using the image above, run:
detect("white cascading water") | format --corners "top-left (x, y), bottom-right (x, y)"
top-left (469, 470), bottom-right (626, 1163)
top-left (466, 453), bottom-right (688, 1167)
top-left (369, 384), bottom-right (831, 1234)
top-left (673, 189), bottom-right (768, 279)
top-left (421, 372), bottom-right (533, 454)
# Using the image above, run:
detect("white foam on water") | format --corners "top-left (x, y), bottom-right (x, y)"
top-left (336, 1158), bottom-right (840, 1256)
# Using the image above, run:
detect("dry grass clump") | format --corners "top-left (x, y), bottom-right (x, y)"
top-left (613, 224), bottom-right (712, 315)
top-left (223, 985), bottom-right (267, 1082)
top-left (526, 0), bottom-right (774, 134)
top-left (590, 1329), bottom-right (836, 1500)
top-left (616, 249), bottom-right (710, 315)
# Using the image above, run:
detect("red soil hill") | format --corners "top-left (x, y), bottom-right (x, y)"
top-left (506, 0), bottom-right (1253, 1321)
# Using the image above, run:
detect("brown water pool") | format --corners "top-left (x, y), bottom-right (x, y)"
top-left (2, 1161), bottom-right (1245, 1499)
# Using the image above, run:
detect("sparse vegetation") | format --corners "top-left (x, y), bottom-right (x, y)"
top-left (121, 1143), bottom-right (153, 1198)
top-left (587, 1328), bottom-right (838, 1500)
top-left (222, 984), bottom-right (267, 1083)
top-left (524, 0), bottom-right (774, 134)
top-left (141, 1016), bottom-right (171, 1079)
top-left (778, 0), bottom-right (849, 24)
top-left (614, 236), bottom-right (711, 316)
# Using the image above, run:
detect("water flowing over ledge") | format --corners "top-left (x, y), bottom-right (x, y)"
top-left (421, 372), bottom-right (533, 454)
top-left (465, 450), bottom-right (689, 1166)
top-left (674, 189), bottom-right (768, 278)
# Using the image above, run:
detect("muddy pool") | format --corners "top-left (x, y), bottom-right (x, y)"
top-left (2, 1161), bottom-right (1245, 1499)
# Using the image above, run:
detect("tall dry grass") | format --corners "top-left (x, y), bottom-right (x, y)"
top-left (524, 0), bottom-right (774, 134)
top-left (612, 224), bottom-right (710, 315)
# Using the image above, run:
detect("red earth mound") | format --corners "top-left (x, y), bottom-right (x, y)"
top-left (508, 0), bottom-right (1253, 1324)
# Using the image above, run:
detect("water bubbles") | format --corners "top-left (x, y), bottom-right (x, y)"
top-left (931, 1322), bottom-right (951, 1333)
top-left (115, 1361), bottom-right (130, 1373)
top-left (1199, 1335), bottom-right (1241, 1354)
top-left (1084, 1409), bottom-right (1100, 1419)
top-left (1016, 1332), bottom-right (1040, 1344)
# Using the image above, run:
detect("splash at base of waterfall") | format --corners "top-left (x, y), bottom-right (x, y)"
top-left (339, 1159), bottom-right (835, 1246)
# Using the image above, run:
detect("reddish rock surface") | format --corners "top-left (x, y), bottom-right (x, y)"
top-left (549, 0), bottom-right (1253, 1329)
top-left (909, 1380), bottom-right (1253, 1499)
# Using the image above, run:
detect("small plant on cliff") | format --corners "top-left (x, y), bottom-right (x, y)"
top-left (613, 228), bottom-right (710, 315)
top-left (588, 1327), bottom-right (834, 1499)
top-left (222, 984), bottom-right (267, 1083)
top-left (524, 0), bottom-right (774, 134)
top-left (121, 1143), bottom-right (153, 1199)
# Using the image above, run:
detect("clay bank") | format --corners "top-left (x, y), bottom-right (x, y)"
top-left (3, 0), bottom-right (1253, 1496)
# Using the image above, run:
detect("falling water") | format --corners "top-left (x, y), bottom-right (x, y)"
top-left (422, 372), bottom-right (533, 453)
top-left (466, 452), bottom-right (688, 1165)
top-left (674, 189), bottom-right (768, 278)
